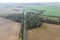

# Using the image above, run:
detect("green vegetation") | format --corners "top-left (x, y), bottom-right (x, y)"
top-left (24, 4), bottom-right (60, 24)
top-left (24, 5), bottom-right (60, 17)
top-left (42, 15), bottom-right (60, 24)
top-left (1, 13), bottom-right (24, 23)
top-left (26, 12), bottom-right (41, 29)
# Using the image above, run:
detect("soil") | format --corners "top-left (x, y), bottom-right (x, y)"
top-left (0, 17), bottom-right (21, 40)
top-left (27, 23), bottom-right (60, 40)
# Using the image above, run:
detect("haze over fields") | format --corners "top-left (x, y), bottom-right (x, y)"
top-left (0, 2), bottom-right (60, 40)
top-left (0, 4), bottom-right (23, 16)
top-left (0, 2), bottom-right (60, 17)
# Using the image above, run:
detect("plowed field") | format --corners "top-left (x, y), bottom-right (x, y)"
top-left (27, 23), bottom-right (60, 40)
top-left (0, 17), bottom-right (21, 40)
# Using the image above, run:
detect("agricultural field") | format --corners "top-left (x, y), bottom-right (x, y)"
top-left (24, 4), bottom-right (60, 24)
top-left (0, 17), bottom-right (21, 40)
top-left (0, 3), bottom-right (60, 40)
top-left (27, 23), bottom-right (60, 40)
top-left (0, 4), bottom-right (23, 17)
top-left (24, 4), bottom-right (60, 17)
top-left (0, 4), bottom-right (23, 40)
top-left (0, 4), bottom-right (24, 23)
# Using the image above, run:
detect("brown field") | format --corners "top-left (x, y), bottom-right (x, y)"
top-left (0, 17), bottom-right (21, 40)
top-left (27, 23), bottom-right (60, 40)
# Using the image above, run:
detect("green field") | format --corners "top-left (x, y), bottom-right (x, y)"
top-left (24, 5), bottom-right (60, 17)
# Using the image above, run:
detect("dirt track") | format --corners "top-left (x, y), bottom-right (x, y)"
top-left (27, 23), bottom-right (60, 40)
top-left (0, 18), bottom-right (21, 40)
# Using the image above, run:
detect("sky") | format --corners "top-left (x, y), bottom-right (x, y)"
top-left (0, 0), bottom-right (60, 3)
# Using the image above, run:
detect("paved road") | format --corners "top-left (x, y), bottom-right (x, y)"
top-left (27, 23), bottom-right (60, 40)
top-left (0, 18), bottom-right (21, 40)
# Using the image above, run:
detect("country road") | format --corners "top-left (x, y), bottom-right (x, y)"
top-left (0, 17), bottom-right (21, 40)
top-left (1, 17), bottom-right (60, 40)
top-left (27, 23), bottom-right (60, 40)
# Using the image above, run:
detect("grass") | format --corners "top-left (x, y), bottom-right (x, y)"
top-left (24, 5), bottom-right (60, 17)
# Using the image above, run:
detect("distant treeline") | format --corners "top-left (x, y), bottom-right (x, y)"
top-left (1, 12), bottom-right (60, 25)
top-left (42, 15), bottom-right (60, 24)
top-left (0, 13), bottom-right (24, 23)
